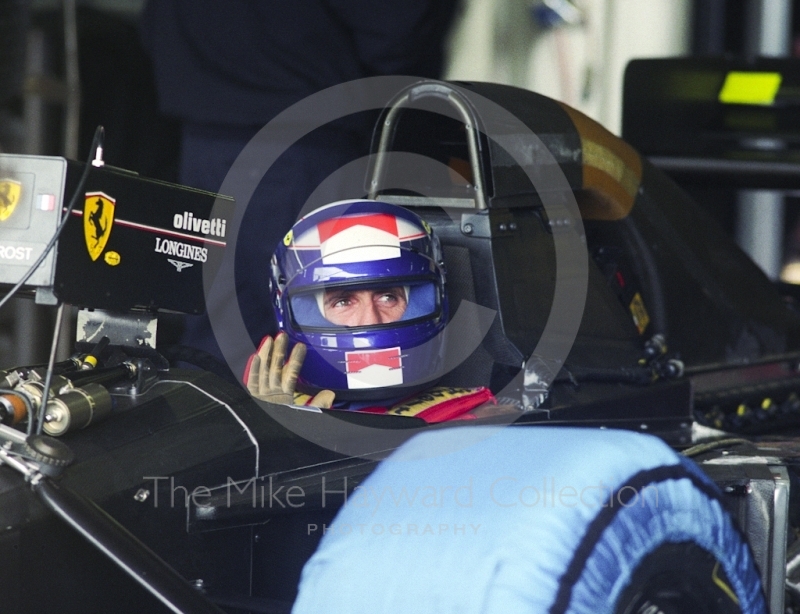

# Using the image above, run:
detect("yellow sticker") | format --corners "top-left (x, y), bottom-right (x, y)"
top-left (84, 192), bottom-right (115, 261)
top-left (104, 251), bottom-right (121, 266)
top-left (629, 292), bottom-right (650, 335)
top-left (0, 179), bottom-right (22, 222)
top-left (421, 219), bottom-right (431, 235)
top-left (388, 387), bottom-right (478, 417)
top-left (283, 230), bottom-right (293, 246)
top-left (719, 71), bottom-right (782, 105)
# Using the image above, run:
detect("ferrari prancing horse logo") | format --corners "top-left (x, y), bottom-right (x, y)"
top-left (84, 191), bottom-right (115, 261)
top-left (0, 179), bottom-right (22, 222)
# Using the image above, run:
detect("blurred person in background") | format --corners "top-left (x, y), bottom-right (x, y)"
top-left (140, 0), bottom-right (459, 379)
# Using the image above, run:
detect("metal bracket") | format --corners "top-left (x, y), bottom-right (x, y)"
top-left (76, 309), bottom-right (157, 349)
top-left (460, 212), bottom-right (491, 238)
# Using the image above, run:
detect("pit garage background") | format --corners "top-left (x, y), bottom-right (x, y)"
top-left (0, 0), bottom-right (798, 367)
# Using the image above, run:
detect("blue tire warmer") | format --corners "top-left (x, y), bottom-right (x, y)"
top-left (292, 427), bottom-right (766, 614)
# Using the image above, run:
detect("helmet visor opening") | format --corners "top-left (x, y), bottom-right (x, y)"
top-left (288, 279), bottom-right (440, 331)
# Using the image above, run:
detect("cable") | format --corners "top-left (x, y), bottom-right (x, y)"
top-left (0, 124), bottom-right (104, 312)
top-left (36, 302), bottom-right (65, 435)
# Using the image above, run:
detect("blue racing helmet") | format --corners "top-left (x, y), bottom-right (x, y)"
top-left (270, 200), bottom-right (448, 401)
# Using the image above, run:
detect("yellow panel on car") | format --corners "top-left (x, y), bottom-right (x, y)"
top-left (718, 71), bottom-right (782, 105)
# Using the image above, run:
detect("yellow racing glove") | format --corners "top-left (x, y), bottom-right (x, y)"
top-left (245, 332), bottom-right (335, 408)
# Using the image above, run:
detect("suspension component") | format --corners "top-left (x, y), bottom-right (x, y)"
top-left (79, 335), bottom-right (110, 370)
top-left (42, 383), bottom-right (112, 437)
top-left (18, 375), bottom-right (72, 415)
top-left (0, 392), bottom-right (28, 425)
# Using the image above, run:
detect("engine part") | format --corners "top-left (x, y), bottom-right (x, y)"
top-left (0, 392), bottom-right (28, 425)
top-left (18, 374), bottom-right (72, 412)
top-left (23, 434), bottom-right (75, 474)
top-left (0, 369), bottom-right (20, 389)
top-left (66, 362), bottom-right (135, 388)
top-left (43, 382), bottom-right (112, 437)
top-left (80, 335), bottom-right (110, 369)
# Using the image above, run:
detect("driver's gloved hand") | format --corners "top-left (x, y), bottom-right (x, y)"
top-left (244, 332), bottom-right (335, 408)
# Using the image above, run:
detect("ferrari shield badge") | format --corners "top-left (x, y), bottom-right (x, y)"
top-left (0, 179), bottom-right (22, 222)
top-left (84, 191), bottom-right (115, 261)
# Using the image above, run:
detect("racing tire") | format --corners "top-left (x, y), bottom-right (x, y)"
top-left (292, 426), bottom-right (765, 614)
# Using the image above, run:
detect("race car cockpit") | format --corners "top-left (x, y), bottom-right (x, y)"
top-left (0, 77), bottom-right (796, 613)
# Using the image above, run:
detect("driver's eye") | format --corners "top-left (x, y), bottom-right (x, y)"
top-left (330, 295), bottom-right (352, 308)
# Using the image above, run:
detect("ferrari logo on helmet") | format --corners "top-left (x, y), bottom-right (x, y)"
top-left (0, 179), bottom-right (22, 222)
top-left (84, 191), bottom-right (115, 261)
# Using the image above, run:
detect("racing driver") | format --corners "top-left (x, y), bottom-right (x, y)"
top-left (244, 199), bottom-right (503, 422)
